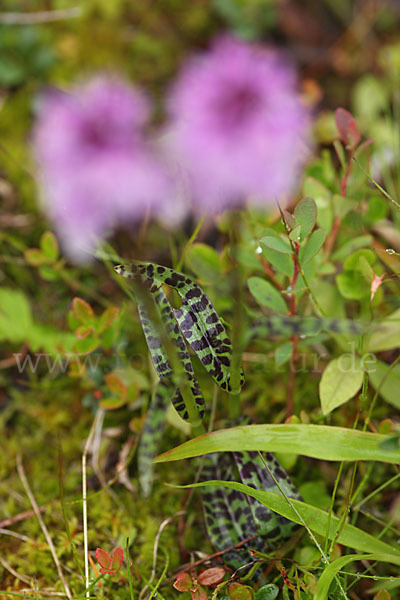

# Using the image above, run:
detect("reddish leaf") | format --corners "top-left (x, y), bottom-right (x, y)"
top-left (97, 306), bottom-right (119, 333)
top-left (75, 325), bottom-right (93, 340)
top-left (105, 373), bottom-right (127, 400)
top-left (173, 571), bottom-right (193, 592)
top-left (99, 396), bottom-right (127, 410)
top-left (229, 582), bottom-right (252, 600)
top-left (335, 108), bottom-right (361, 150)
top-left (110, 547), bottom-right (124, 572)
top-left (374, 591), bottom-right (391, 600)
top-left (96, 548), bottom-right (111, 570)
top-left (191, 585), bottom-right (208, 600)
top-left (378, 419), bottom-right (394, 435)
top-left (72, 297), bottom-right (95, 324)
top-left (25, 248), bottom-right (49, 267)
top-left (198, 567), bottom-right (225, 587)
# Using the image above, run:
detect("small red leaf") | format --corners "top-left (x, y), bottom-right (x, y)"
top-left (72, 297), bottom-right (95, 324)
top-left (335, 108), bottom-right (361, 150)
top-left (198, 567), bottom-right (225, 587)
top-left (173, 571), bottom-right (193, 592)
top-left (96, 548), bottom-right (111, 570)
top-left (229, 582), bottom-right (252, 600)
top-left (75, 325), bottom-right (93, 340)
top-left (110, 547), bottom-right (124, 572)
top-left (105, 373), bottom-right (127, 400)
top-left (97, 306), bottom-right (119, 333)
top-left (191, 585), bottom-right (208, 600)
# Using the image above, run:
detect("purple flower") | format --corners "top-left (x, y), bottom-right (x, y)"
top-left (34, 76), bottom-right (170, 262)
top-left (167, 36), bottom-right (310, 212)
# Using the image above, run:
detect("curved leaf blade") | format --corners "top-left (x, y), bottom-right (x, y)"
top-left (155, 424), bottom-right (400, 464)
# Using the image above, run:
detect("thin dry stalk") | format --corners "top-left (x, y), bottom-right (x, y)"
top-left (0, 8), bottom-right (82, 24)
top-left (82, 410), bottom-right (103, 600)
top-left (16, 454), bottom-right (72, 599)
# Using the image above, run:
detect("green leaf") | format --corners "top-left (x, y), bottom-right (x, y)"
top-left (260, 236), bottom-right (292, 255)
top-left (39, 265), bottom-right (59, 281)
top-left (303, 177), bottom-right (332, 232)
top-left (289, 224), bottom-right (302, 242)
top-left (261, 245), bottom-right (293, 277)
top-left (74, 336), bottom-right (100, 355)
top-left (299, 229), bottom-right (326, 265)
top-left (367, 360), bottom-right (400, 409)
top-left (315, 554), bottom-right (400, 600)
top-left (173, 481), bottom-right (400, 558)
top-left (155, 424), bottom-right (400, 465)
top-left (40, 231), bottom-right (59, 261)
top-left (275, 342), bottom-right (293, 367)
top-left (248, 277), bottom-right (287, 313)
top-left (331, 235), bottom-right (372, 262)
top-left (344, 249), bottom-right (376, 272)
top-left (319, 355), bottom-right (364, 414)
top-left (254, 584), bottom-right (279, 600)
top-left (365, 309), bottom-right (400, 352)
top-left (293, 197), bottom-right (317, 240)
top-left (336, 270), bottom-right (369, 300)
top-left (185, 243), bottom-right (221, 283)
top-left (72, 298), bottom-right (95, 325)
top-left (0, 288), bottom-right (33, 343)
top-left (97, 306), bottom-right (119, 334)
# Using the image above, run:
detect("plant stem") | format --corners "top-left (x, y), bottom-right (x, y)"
top-left (228, 213), bottom-right (245, 418)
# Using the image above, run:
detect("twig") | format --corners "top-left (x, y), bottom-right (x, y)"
top-left (0, 8), bottom-right (82, 24)
top-left (0, 506), bottom-right (46, 528)
top-left (16, 454), bottom-right (72, 600)
top-left (0, 556), bottom-right (32, 585)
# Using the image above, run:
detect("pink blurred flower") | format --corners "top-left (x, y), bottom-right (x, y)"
top-left (167, 36), bottom-right (310, 212)
top-left (34, 76), bottom-right (170, 262)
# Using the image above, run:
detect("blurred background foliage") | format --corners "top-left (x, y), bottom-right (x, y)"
top-left (1, 1), bottom-right (400, 597)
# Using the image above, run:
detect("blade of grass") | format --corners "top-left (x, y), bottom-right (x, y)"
top-left (315, 553), bottom-right (400, 600)
top-left (155, 424), bottom-right (400, 464)
top-left (168, 480), bottom-right (400, 557)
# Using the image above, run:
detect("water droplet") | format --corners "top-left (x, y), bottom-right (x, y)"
top-left (255, 246), bottom-right (262, 254)
top-left (386, 248), bottom-right (396, 255)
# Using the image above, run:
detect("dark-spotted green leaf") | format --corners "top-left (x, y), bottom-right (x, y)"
top-left (248, 277), bottom-right (287, 313)
top-left (319, 355), bottom-right (363, 414)
top-left (299, 229), bottom-right (326, 265)
top-left (155, 424), bottom-right (400, 464)
top-left (260, 236), bottom-right (292, 254)
top-left (294, 197), bottom-right (317, 239)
